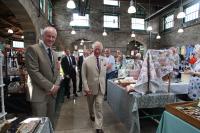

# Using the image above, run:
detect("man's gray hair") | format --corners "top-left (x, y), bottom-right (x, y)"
top-left (41, 26), bottom-right (57, 38)
top-left (92, 41), bottom-right (103, 50)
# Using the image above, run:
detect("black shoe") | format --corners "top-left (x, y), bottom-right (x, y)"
top-left (74, 93), bottom-right (78, 97)
top-left (96, 129), bottom-right (104, 133)
top-left (67, 95), bottom-right (70, 99)
top-left (90, 116), bottom-right (95, 121)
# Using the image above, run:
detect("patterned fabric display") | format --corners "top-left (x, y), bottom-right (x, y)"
top-left (134, 49), bottom-right (176, 94)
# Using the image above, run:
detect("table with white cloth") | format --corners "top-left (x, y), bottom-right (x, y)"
top-left (107, 80), bottom-right (176, 133)
top-left (163, 82), bottom-right (189, 94)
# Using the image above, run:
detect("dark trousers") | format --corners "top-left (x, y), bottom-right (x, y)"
top-left (63, 77), bottom-right (70, 96)
top-left (70, 73), bottom-right (77, 94)
top-left (78, 71), bottom-right (82, 91)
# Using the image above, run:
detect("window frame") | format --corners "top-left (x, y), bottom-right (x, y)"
top-left (184, 2), bottom-right (200, 23)
top-left (163, 14), bottom-right (174, 31)
top-left (131, 18), bottom-right (145, 30)
top-left (40, 0), bottom-right (45, 13)
top-left (70, 13), bottom-right (90, 28)
top-left (48, 0), bottom-right (53, 24)
top-left (103, 0), bottom-right (120, 7)
top-left (103, 14), bottom-right (120, 29)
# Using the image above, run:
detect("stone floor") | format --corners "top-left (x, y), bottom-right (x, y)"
top-left (54, 93), bottom-right (158, 133)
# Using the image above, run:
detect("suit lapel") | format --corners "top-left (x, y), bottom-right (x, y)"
top-left (39, 43), bottom-right (54, 74)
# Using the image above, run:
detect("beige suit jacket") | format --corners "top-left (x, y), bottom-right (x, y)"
top-left (82, 55), bottom-right (107, 95)
top-left (25, 43), bottom-right (60, 102)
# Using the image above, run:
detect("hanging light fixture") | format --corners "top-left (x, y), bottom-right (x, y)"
top-left (66, 0), bottom-right (76, 9)
top-left (131, 32), bottom-right (136, 37)
top-left (156, 34), bottom-right (161, 39)
top-left (178, 27), bottom-right (184, 33)
top-left (177, 0), bottom-right (185, 19)
top-left (21, 35), bottom-right (24, 39)
top-left (71, 29), bottom-right (76, 34)
top-left (147, 24), bottom-right (152, 31)
top-left (102, 29), bottom-right (107, 36)
top-left (8, 29), bottom-right (13, 34)
top-left (128, 0), bottom-right (136, 14)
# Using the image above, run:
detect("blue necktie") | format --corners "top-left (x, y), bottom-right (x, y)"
top-left (96, 57), bottom-right (100, 70)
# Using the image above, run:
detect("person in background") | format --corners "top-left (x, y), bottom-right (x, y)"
top-left (189, 53), bottom-right (197, 66)
top-left (61, 49), bottom-right (78, 99)
top-left (82, 41), bottom-right (107, 133)
top-left (25, 26), bottom-right (60, 127)
top-left (184, 44), bottom-right (200, 100)
top-left (77, 49), bottom-right (89, 92)
top-left (104, 48), bottom-right (116, 100)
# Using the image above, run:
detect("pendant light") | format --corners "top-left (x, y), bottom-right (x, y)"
top-left (8, 29), bottom-right (13, 34)
top-left (177, 0), bottom-right (185, 19)
top-left (71, 28), bottom-right (76, 34)
top-left (147, 24), bottom-right (152, 31)
top-left (178, 28), bottom-right (184, 33)
top-left (156, 34), bottom-right (161, 39)
top-left (131, 32), bottom-right (136, 37)
top-left (102, 29), bottom-right (107, 36)
top-left (128, 0), bottom-right (136, 14)
top-left (67, 0), bottom-right (76, 9)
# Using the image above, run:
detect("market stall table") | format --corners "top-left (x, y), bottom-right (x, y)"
top-left (156, 111), bottom-right (200, 133)
top-left (107, 80), bottom-right (175, 133)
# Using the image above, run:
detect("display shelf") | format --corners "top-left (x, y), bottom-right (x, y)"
top-left (0, 51), bottom-right (6, 121)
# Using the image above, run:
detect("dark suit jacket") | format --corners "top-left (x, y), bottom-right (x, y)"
top-left (61, 56), bottom-right (71, 76)
top-left (61, 55), bottom-right (76, 77)
top-left (78, 56), bottom-right (84, 72)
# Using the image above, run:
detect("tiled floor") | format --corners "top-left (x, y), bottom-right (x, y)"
top-left (55, 94), bottom-right (158, 133)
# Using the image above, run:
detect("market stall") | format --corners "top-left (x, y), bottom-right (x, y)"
top-left (107, 80), bottom-right (175, 133)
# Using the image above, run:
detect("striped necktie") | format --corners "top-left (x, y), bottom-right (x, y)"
top-left (96, 57), bottom-right (100, 70)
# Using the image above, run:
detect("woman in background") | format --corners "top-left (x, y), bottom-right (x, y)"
top-left (184, 44), bottom-right (200, 100)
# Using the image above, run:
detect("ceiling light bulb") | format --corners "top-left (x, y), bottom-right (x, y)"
top-left (178, 28), bottom-right (184, 33)
top-left (70, 20), bottom-right (75, 26)
top-left (128, 0), bottom-right (136, 14)
top-left (67, 0), bottom-right (76, 9)
top-left (71, 29), bottom-right (76, 34)
top-left (8, 29), bottom-right (13, 33)
top-left (80, 42), bottom-right (83, 45)
top-left (147, 26), bottom-right (152, 31)
top-left (131, 33), bottom-right (135, 37)
top-left (21, 36), bottom-right (24, 39)
top-left (81, 39), bottom-right (84, 43)
top-left (102, 30), bottom-right (107, 36)
top-left (177, 11), bottom-right (186, 19)
top-left (156, 34), bottom-right (161, 39)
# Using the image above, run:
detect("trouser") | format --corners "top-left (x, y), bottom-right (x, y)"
top-left (78, 71), bottom-right (82, 91)
top-left (70, 74), bottom-right (77, 94)
top-left (31, 96), bottom-right (56, 127)
top-left (87, 91), bottom-right (104, 129)
top-left (63, 76), bottom-right (70, 96)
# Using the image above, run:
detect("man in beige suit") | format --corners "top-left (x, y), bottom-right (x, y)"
top-left (82, 41), bottom-right (107, 133)
top-left (25, 26), bottom-right (60, 127)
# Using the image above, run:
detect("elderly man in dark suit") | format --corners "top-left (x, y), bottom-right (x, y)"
top-left (25, 26), bottom-right (60, 126)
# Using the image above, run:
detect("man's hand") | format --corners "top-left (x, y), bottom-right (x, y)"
top-left (84, 89), bottom-right (92, 96)
top-left (48, 85), bottom-right (60, 95)
top-left (107, 64), bottom-right (112, 70)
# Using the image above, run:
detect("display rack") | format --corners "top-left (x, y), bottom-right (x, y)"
top-left (0, 51), bottom-right (6, 120)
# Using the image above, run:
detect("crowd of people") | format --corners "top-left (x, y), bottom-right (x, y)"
top-left (25, 26), bottom-right (200, 133)
top-left (25, 26), bottom-right (143, 133)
